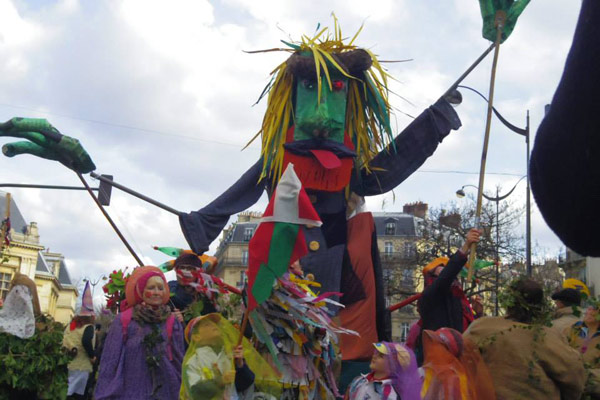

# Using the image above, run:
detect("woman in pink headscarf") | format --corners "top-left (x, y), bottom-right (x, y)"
top-left (95, 266), bottom-right (184, 399)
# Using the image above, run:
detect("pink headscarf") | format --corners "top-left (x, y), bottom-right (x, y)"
top-left (124, 266), bottom-right (170, 309)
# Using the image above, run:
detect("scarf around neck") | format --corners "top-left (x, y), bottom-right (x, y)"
top-left (133, 303), bottom-right (171, 325)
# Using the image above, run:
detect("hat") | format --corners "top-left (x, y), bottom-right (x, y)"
top-left (563, 278), bottom-right (590, 298)
top-left (551, 288), bottom-right (581, 306)
top-left (260, 163), bottom-right (322, 227)
top-left (124, 266), bottom-right (170, 309)
top-left (424, 328), bottom-right (464, 358)
top-left (78, 281), bottom-right (95, 316)
top-left (373, 342), bottom-right (410, 367)
top-left (422, 257), bottom-right (449, 275)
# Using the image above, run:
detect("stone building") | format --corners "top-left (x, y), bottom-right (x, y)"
top-left (0, 191), bottom-right (78, 324)
top-left (213, 211), bottom-right (262, 288)
top-left (373, 205), bottom-right (424, 342)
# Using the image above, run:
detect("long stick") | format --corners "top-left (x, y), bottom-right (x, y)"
top-left (387, 293), bottom-right (422, 312)
top-left (237, 308), bottom-right (250, 346)
top-left (441, 43), bottom-right (495, 99)
top-left (0, 193), bottom-right (10, 249)
top-left (467, 12), bottom-right (506, 281)
top-left (77, 173), bottom-right (144, 267)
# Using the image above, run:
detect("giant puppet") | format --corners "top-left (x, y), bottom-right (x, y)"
top-left (0, 20), bottom-right (462, 370)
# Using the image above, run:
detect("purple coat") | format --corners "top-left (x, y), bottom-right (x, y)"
top-left (94, 313), bottom-right (184, 399)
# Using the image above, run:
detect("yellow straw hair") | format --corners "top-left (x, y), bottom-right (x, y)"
top-left (247, 15), bottom-right (396, 184)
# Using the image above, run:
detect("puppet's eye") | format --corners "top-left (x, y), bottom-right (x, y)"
top-left (302, 79), bottom-right (315, 90)
top-left (332, 80), bottom-right (345, 91)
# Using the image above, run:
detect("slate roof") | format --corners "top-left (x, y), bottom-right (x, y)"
top-left (0, 191), bottom-right (28, 234)
top-left (372, 212), bottom-right (418, 237)
top-left (225, 222), bottom-right (258, 243)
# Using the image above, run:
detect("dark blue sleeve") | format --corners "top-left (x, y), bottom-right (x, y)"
top-left (530, 0), bottom-right (600, 257)
top-left (179, 159), bottom-right (266, 254)
top-left (234, 363), bottom-right (255, 393)
top-left (350, 99), bottom-right (461, 196)
top-left (424, 251), bottom-right (467, 296)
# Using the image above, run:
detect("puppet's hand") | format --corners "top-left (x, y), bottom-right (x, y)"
top-left (443, 89), bottom-right (462, 106)
top-left (0, 117), bottom-right (96, 173)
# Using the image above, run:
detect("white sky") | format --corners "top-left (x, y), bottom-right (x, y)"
top-left (0, 0), bottom-right (583, 299)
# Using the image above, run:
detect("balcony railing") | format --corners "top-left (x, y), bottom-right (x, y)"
top-left (218, 257), bottom-right (248, 266)
top-left (380, 252), bottom-right (416, 262)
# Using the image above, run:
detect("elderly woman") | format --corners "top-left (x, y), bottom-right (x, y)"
top-left (95, 266), bottom-right (184, 399)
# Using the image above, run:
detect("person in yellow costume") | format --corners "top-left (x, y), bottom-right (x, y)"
top-left (181, 313), bottom-right (281, 400)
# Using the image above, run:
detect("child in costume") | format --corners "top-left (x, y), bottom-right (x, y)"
top-left (180, 313), bottom-right (280, 400)
top-left (421, 327), bottom-right (495, 400)
top-left (168, 253), bottom-right (217, 323)
top-left (346, 342), bottom-right (421, 400)
top-left (95, 266), bottom-right (185, 400)
top-left (63, 281), bottom-right (96, 399)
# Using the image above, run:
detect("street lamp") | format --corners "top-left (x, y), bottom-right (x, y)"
top-left (456, 175), bottom-right (527, 316)
top-left (458, 85), bottom-right (532, 276)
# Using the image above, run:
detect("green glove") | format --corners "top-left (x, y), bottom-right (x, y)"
top-left (479, 0), bottom-right (530, 43)
top-left (0, 117), bottom-right (96, 173)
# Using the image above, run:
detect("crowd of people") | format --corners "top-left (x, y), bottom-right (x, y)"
top-left (2, 230), bottom-right (598, 400)
top-left (0, 0), bottom-right (597, 397)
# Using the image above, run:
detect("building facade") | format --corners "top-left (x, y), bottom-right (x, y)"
top-left (373, 209), bottom-right (423, 343)
top-left (213, 211), bottom-right (262, 289)
top-left (560, 248), bottom-right (600, 296)
top-left (0, 192), bottom-right (78, 324)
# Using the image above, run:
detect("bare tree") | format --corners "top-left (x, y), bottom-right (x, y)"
top-left (383, 189), bottom-right (529, 314)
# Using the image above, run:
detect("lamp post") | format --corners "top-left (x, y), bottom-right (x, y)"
top-left (457, 175), bottom-right (527, 315)
top-left (457, 85), bottom-right (532, 276)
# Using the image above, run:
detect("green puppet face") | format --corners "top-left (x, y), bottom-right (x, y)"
top-left (294, 73), bottom-right (348, 144)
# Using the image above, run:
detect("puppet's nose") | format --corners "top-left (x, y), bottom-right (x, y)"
top-left (312, 128), bottom-right (330, 139)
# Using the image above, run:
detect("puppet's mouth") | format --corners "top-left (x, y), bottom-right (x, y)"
top-left (284, 139), bottom-right (355, 170)
top-left (309, 149), bottom-right (340, 169)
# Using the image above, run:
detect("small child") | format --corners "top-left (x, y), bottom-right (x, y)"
top-left (346, 342), bottom-right (422, 400)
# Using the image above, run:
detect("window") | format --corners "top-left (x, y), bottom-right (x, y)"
top-left (403, 242), bottom-right (414, 258)
top-left (384, 242), bottom-right (393, 254)
top-left (236, 270), bottom-right (246, 289)
top-left (0, 272), bottom-right (12, 300)
top-left (241, 250), bottom-right (249, 265)
top-left (400, 322), bottom-right (410, 342)
top-left (385, 222), bottom-right (396, 235)
top-left (243, 227), bottom-right (254, 242)
top-left (401, 269), bottom-right (413, 286)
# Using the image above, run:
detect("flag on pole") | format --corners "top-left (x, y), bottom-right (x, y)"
top-left (246, 163), bottom-right (321, 311)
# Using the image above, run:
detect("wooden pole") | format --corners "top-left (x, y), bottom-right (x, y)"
top-left (0, 193), bottom-right (10, 251)
top-left (467, 11), bottom-right (506, 281)
top-left (76, 173), bottom-right (144, 267)
top-left (237, 308), bottom-right (250, 346)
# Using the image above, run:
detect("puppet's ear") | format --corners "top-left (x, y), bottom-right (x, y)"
top-left (334, 49), bottom-right (372, 76)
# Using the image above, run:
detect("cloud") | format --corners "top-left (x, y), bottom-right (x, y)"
top-left (0, 0), bottom-right (581, 294)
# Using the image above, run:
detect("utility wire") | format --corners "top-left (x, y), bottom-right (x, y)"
top-left (0, 103), bottom-right (525, 178)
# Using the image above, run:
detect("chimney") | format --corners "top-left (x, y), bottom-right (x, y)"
top-left (439, 212), bottom-right (461, 229)
top-left (403, 202), bottom-right (428, 219)
top-left (25, 222), bottom-right (40, 244)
